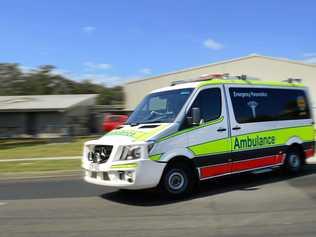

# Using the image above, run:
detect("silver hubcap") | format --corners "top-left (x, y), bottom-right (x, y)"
top-left (168, 172), bottom-right (185, 190)
top-left (289, 154), bottom-right (300, 168)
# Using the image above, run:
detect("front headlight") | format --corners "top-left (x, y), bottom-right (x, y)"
top-left (120, 146), bottom-right (141, 160)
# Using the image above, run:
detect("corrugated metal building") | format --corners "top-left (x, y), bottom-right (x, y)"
top-left (124, 54), bottom-right (316, 110)
top-left (0, 94), bottom-right (97, 138)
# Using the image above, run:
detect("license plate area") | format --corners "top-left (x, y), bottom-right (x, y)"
top-left (89, 171), bottom-right (109, 180)
top-left (89, 163), bottom-right (100, 172)
top-left (103, 172), bottom-right (109, 180)
top-left (90, 171), bottom-right (97, 178)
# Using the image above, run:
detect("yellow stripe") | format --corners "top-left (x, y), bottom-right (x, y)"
top-left (159, 116), bottom-right (224, 142)
top-left (111, 163), bottom-right (138, 169)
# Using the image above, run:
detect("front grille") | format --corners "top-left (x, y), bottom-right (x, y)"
top-left (88, 145), bottom-right (113, 164)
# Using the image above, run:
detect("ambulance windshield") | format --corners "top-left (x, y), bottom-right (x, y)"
top-left (126, 88), bottom-right (194, 125)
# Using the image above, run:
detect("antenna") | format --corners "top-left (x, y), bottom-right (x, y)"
top-left (284, 78), bottom-right (302, 83)
top-left (237, 74), bottom-right (247, 80)
top-left (234, 74), bottom-right (260, 81)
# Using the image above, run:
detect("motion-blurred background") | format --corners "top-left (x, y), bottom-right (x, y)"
top-left (0, 0), bottom-right (315, 174)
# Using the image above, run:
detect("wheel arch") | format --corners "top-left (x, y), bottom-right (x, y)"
top-left (161, 155), bottom-right (199, 183)
top-left (159, 148), bottom-right (195, 162)
top-left (285, 136), bottom-right (303, 146)
top-left (286, 136), bottom-right (306, 163)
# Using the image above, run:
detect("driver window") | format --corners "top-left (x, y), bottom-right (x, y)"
top-left (189, 88), bottom-right (221, 123)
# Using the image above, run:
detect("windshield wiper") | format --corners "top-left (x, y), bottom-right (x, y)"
top-left (124, 122), bottom-right (139, 126)
top-left (141, 120), bottom-right (163, 124)
top-left (125, 120), bottom-right (164, 126)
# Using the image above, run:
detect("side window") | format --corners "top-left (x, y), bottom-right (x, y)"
top-left (229, 88), bottom-right (311, 123)
top-left (190, 88), bottom-right (221, 122)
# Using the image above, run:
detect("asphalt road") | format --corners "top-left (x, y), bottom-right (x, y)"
top-left (1, 164), bottom-right (316, 237)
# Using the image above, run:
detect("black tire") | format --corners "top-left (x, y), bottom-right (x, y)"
top-left (283, 148), bottom-right (303, 174)
top-left (159, 162), bottom-right (196, 197)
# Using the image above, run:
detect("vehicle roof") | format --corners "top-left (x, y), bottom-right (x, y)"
top-left (151, 79), bottom-right (305, 93)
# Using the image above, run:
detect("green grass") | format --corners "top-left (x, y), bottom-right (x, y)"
top-left (0, 136), bottom-right (100, 160)
top-left (0, 159), bottom-right (81, 173)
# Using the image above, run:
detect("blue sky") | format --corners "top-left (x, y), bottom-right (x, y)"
top-left (0, 0), bottom-right (315, 86)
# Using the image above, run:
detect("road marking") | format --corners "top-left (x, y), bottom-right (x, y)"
top-left (0, 156), bottom-right (81, 162)
top-left (0, 202), bottom-right (7, 206)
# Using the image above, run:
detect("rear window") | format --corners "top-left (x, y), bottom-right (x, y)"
top-left (229, 88), bottom-right (310, 123)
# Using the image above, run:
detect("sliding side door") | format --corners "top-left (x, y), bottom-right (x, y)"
top-left (225, 85), bottom-right (303, 173)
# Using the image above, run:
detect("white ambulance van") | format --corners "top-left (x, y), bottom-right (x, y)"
top-left (82, 74), bottom-right (314, 196)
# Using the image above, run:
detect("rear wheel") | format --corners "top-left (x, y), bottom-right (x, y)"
top-left (159, 162), bottom-right (196, 197)
top-left (284, 148), bottom-right (303, 174)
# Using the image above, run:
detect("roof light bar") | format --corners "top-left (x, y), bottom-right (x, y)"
top-left (170, 80), bottom-right (190, 86)
top-left (194, 73), bottom-right (230, 82)
top-left (170, 73), bottom-right (260, 86)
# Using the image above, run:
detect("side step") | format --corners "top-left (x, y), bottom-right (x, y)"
top-left (251, 168), bottom-right (273, 174)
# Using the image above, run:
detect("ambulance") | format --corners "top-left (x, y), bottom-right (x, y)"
top-left (82, 74), bottom-right (314, 196)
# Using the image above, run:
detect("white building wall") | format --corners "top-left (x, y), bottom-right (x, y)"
top-left (124, 55), bottom-right (316, 111)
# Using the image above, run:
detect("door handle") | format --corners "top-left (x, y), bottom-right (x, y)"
top-left (232, 126), bottom-right (241, 130)
top-left (217, 127), bottom-right (227, 132)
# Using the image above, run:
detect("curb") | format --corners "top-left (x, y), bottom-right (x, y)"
top-left (0, 170), bottom-right (82, 181)
top-left (307, 157), bottom-right (316, 164)
top-left (0, 156), bottom-right (81, 162)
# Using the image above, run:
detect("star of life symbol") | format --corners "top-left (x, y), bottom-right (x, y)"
top-left (247, 101), bottom-right (258, 118)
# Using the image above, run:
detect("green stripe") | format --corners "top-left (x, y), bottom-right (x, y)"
top-left (106, 124), bottom-right (169, 142)
top-left (232, 125), bottom-right (314, 152)
top-left (188, 125), bottom-right (314, 156)
top-left (158, 116), bottom-right (224, 142)
top-left (149, 154), bottom-right (161, 161)
top-left (189, 138), bottom-right (231, 156)
top-left (111, 163), bottom-right (138, 169)
top-left (198, 79), bottom-right (305, 88)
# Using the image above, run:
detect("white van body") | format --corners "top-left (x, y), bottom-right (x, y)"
top-left (82, 75), bottom-right (314, 194)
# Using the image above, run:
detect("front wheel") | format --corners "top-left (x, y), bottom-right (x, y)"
top-left (159, 163), bottom-right (196, 197)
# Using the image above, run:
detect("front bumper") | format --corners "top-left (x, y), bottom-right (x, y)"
top-left (83, 159), bottom-right (166, 190)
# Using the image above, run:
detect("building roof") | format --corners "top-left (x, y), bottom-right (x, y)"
top-left (125, 54), bottom-right (316, 85)
top-left (152, 78), bottom-right (304, 93)
top-left (0, 94), bottom-right (98, 112)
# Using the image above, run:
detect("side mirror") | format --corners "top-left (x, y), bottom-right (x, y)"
top-left (192, 107), bottom-right (201, 125)
top-left (187, 107), bottom-right (201, 126)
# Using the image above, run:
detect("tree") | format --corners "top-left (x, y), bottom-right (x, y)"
top-left (0, 63), bottom-right (124, 105)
